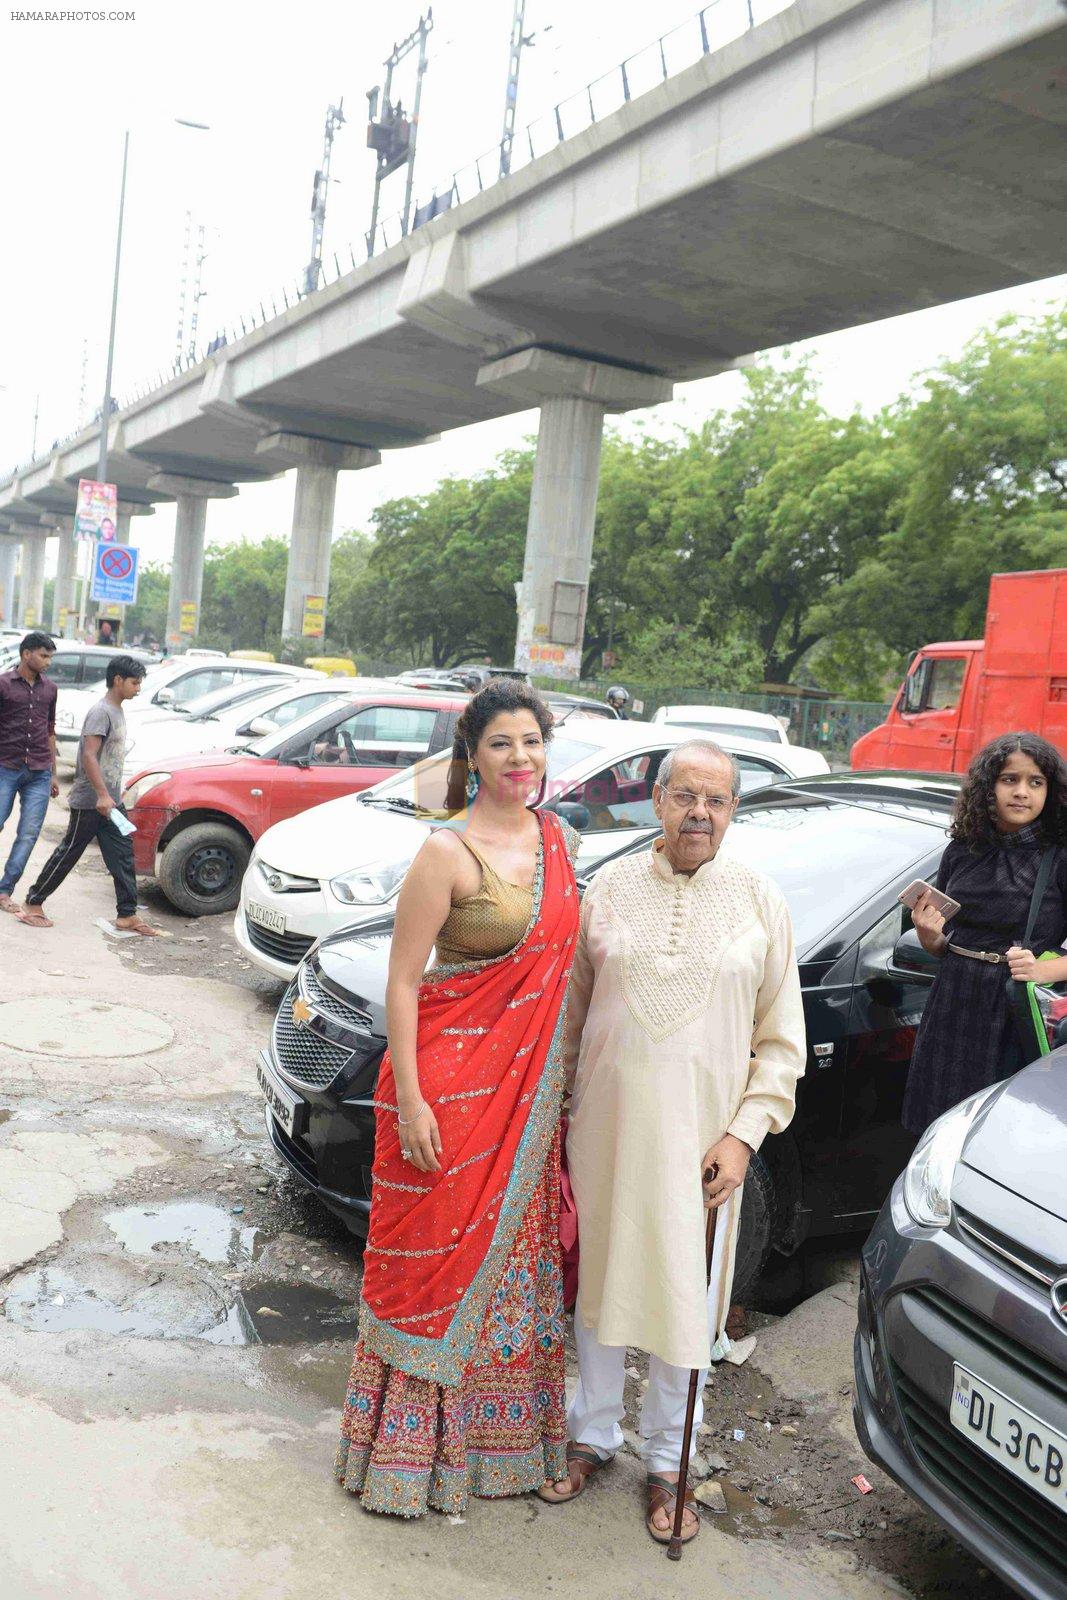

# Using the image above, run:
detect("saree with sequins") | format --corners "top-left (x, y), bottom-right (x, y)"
top-left (335, 810), bottom-right (579, 1517)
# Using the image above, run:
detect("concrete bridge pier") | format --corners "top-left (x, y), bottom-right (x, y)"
top-left (18, 532), bottom-right (48, 630)
top-left (51, 516), bottom-right (77, 635)
top-left (255, 434), bottom-right (380, 642)
top-left (147, 475), bottom-right (238, 648)
top-left (478, 350), bottom-right (672, 680)
top-left (0, 534), bottom-right (19, 628)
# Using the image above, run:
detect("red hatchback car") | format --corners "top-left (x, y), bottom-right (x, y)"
top-left (123, 691), bottom-right (467, 915)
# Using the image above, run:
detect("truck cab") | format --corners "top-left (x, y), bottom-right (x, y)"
top-left (852, 641), bottom-right (982, 773)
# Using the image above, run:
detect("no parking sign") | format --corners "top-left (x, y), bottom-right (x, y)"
top-left (90, 540), bottom-right (140, 606)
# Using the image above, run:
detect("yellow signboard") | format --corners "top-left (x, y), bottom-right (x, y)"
top-left (23, 607), bottom-right (36, 627)
top-left (104, 604), bottom-right (122, 619)
top-left (302, 594), bottom-right (326, 638)
top-left (179, 601), bottom-right (198, 636)
top-left (58, 607), bottom-right (69, 629)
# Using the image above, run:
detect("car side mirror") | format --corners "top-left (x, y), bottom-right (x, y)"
top-left (891, 927), bottom-right (940, 979)
top-left (155, 686), bottom-right (175, 706)
top-left (543, 799), bottom-right (592, 832)
top-left (245, 716), bottom-right (278, 736)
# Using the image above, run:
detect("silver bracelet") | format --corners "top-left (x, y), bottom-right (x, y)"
top-left (397, 1102), bottom-right (429, 1127)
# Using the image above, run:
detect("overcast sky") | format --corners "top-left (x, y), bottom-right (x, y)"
top-left (1, 0), bottom-right (1063, 571)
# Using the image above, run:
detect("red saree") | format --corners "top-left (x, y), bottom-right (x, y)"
top-left (336, 811), bottom-right (578, 1517)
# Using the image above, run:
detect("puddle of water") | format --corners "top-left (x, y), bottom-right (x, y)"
top-left (105, 1202), bottom-right (260, 1266)
top-left (3, 1265), bottom-right (244, 1344)
top-left (0, 1109), bottom-right (12, 1125)
top-left (240, 1283), bottom-right (361, 1346)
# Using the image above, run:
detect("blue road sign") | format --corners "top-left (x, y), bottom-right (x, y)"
top-left (90, 540), bottom-right (140, 605)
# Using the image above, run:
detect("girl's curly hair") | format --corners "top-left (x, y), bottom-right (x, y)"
top-left (445, 678), bottom-right (555, 811)
top-left (951, 731), bottom-right (1067, 850)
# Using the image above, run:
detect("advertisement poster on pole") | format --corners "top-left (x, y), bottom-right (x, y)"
top-left (74, 479), bottom-right (118, 544)
top-left (90, 541), bottom-right (140, 606)
top-left (179, 601), bottom-right (198, 636)
top-left (302, 594), bottom-right (326, 638)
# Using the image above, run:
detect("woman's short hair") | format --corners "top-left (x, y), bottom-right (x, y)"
top-left (454, 677), bottom-right (555, 760)
top-left (952, 731), bottom-right (1067, 849)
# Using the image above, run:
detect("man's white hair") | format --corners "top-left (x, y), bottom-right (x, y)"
top-left (657, 739), bottom-right (741, 799)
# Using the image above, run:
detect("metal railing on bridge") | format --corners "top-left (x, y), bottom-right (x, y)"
top-left (3, 0), bottom-right (792, 479)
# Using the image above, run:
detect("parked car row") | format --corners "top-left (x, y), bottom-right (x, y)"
top-left (250, 765), bottom-right (1067, 1600)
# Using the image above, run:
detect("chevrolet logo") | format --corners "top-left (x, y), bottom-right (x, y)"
top-left (292, 997), bottom-right (312, 1026)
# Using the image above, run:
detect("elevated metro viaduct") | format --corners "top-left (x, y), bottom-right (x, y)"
top-left (1, 0), bottom-right (1064, 666)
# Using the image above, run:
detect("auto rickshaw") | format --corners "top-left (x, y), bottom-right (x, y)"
top-left (304, 655), bottom-right (357, 677)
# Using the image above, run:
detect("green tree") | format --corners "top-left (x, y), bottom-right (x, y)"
top-left (199, 537), bottom-right (288, 648)
top-left (831, 308), bottom-right (1067, 654)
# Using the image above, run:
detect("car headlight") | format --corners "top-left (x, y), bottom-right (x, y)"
top-left (902, 1083), bottom-right (1001, 1228)
top-left (56, 710), bottom-right (75, 730)
top-left (123, 772), bottom-right (172, 808)
top-left (330, 859), bottom-right (409, 905)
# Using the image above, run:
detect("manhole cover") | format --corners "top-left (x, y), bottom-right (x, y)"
top-left (0, 998), bottom-right (173, 1058)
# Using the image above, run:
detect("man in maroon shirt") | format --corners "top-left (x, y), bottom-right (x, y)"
top-left (0, 631), bottom-right (59, 910)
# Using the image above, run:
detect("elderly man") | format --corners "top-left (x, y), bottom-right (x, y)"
top-left (540, 739), bottom-right (805, 1543)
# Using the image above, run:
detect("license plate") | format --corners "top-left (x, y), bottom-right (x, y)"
top-left (950, 1363), bottom-right (1067, 1514)
top-left (257, 1052), bottom-right (304, 1139)
top-left (247, 899), bottom-right (285, 935)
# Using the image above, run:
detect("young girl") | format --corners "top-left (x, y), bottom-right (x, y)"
top-left (902, 732), bottom-right (1067, 1135)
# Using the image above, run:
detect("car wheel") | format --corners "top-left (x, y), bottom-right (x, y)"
top-left (157, 821), bottom-right (250, 916)
top-left (731, 1150), bottom-right (776, 1306)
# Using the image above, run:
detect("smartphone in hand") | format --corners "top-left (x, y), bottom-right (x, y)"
top-left (899, 879), bottom-right (961, 919)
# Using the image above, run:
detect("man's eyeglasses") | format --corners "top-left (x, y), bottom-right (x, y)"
top-left (661, 787), bottom-right (734, 814)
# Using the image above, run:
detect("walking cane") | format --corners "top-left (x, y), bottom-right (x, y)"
top-left (666, 1163), bottom-right (720, 1561)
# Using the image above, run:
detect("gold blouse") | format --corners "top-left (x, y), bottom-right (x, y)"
top-left (434, 838), bottom-right (533, 967)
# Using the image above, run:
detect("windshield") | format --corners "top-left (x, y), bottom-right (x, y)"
top-left (679, 719), bottom-right (780, 744)
top-left (180, 681), bottom-right (287, 721)
top-left (363, 736), bottom-right (600, 815)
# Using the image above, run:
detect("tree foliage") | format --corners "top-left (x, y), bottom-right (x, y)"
top-left (118, 308), bottom-right (1066, 699)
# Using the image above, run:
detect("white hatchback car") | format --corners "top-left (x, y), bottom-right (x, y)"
top-left (235, 720), bottom-right (832, 980)
top-left (55, 657), bottom-right (325, 765)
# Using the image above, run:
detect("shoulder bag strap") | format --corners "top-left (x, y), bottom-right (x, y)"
top-left (1022, 846), bottom-right (1058, 949)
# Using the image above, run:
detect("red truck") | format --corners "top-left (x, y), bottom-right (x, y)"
top-left (852, 569), bottom-right (1067, 775)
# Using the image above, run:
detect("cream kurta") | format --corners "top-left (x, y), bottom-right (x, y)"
top-left (564, 840), bottom-right (806, 1369)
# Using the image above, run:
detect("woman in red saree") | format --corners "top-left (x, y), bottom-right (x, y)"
top-left (336, 681), bottom-right (580, 1518)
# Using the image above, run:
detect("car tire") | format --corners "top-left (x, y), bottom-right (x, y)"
top-left (157, 821), bottom-right (250, 916)
top-left (731, 1150), bottom-right (776, 1306)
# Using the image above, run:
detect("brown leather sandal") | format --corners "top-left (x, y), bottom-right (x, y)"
top-left (646, 1472), bottom-right (699, 1545)
top-left (536, 1442), bottom-right (614, 1504)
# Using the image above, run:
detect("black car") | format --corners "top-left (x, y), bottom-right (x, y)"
top-left (259, 771), bottom-right (974, 1296)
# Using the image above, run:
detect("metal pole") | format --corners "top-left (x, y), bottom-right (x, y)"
top-left (401, 12), bottom-right (432, 236)
top-left (499, 0), bottom-right (526, 178)
top-left (97, 129), bottom-right (129, 487)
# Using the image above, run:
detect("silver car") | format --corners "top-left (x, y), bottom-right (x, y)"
top-left (855, 1051), bottom-right (1067, 1599)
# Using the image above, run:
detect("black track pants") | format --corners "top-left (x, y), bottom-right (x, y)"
top-left (25, 805), bottom-right (138, 918)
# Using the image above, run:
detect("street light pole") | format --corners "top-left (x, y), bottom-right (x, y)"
top-left (97, 128), bottom-right (129, 486)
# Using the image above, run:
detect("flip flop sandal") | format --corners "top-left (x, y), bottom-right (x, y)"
top-left (115, 918), bottom-right (162, 937)
top-left (646, 1473), bottom-right (699, 1545)
top-left (536, 1442), bottom-right (614, 1504)
top-left (18, 907), bottom-right (53, 928)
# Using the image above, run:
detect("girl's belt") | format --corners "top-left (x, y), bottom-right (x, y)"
top-left (949, 944), bottom-right (1006, 966)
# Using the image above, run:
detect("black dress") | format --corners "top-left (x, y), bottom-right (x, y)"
top-left (901, 824), bottom-right (1067, 1135)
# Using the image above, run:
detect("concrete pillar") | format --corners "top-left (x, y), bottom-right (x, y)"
top-left (51, 515), bottom-right (77, 636)
top-left (477, 349), bottom-right (672, 680)
top-left (19, 533), bottom-right (47, 630)
top-left (146, 474), bottom-right (237, 649)
top-left (255, 433), bottom-right (380, 642)
top-left (0, 535), bottom-right (18, 628)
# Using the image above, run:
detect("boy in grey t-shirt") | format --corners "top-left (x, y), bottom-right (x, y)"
top-left (19, 656), bottom-right (160, 935)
